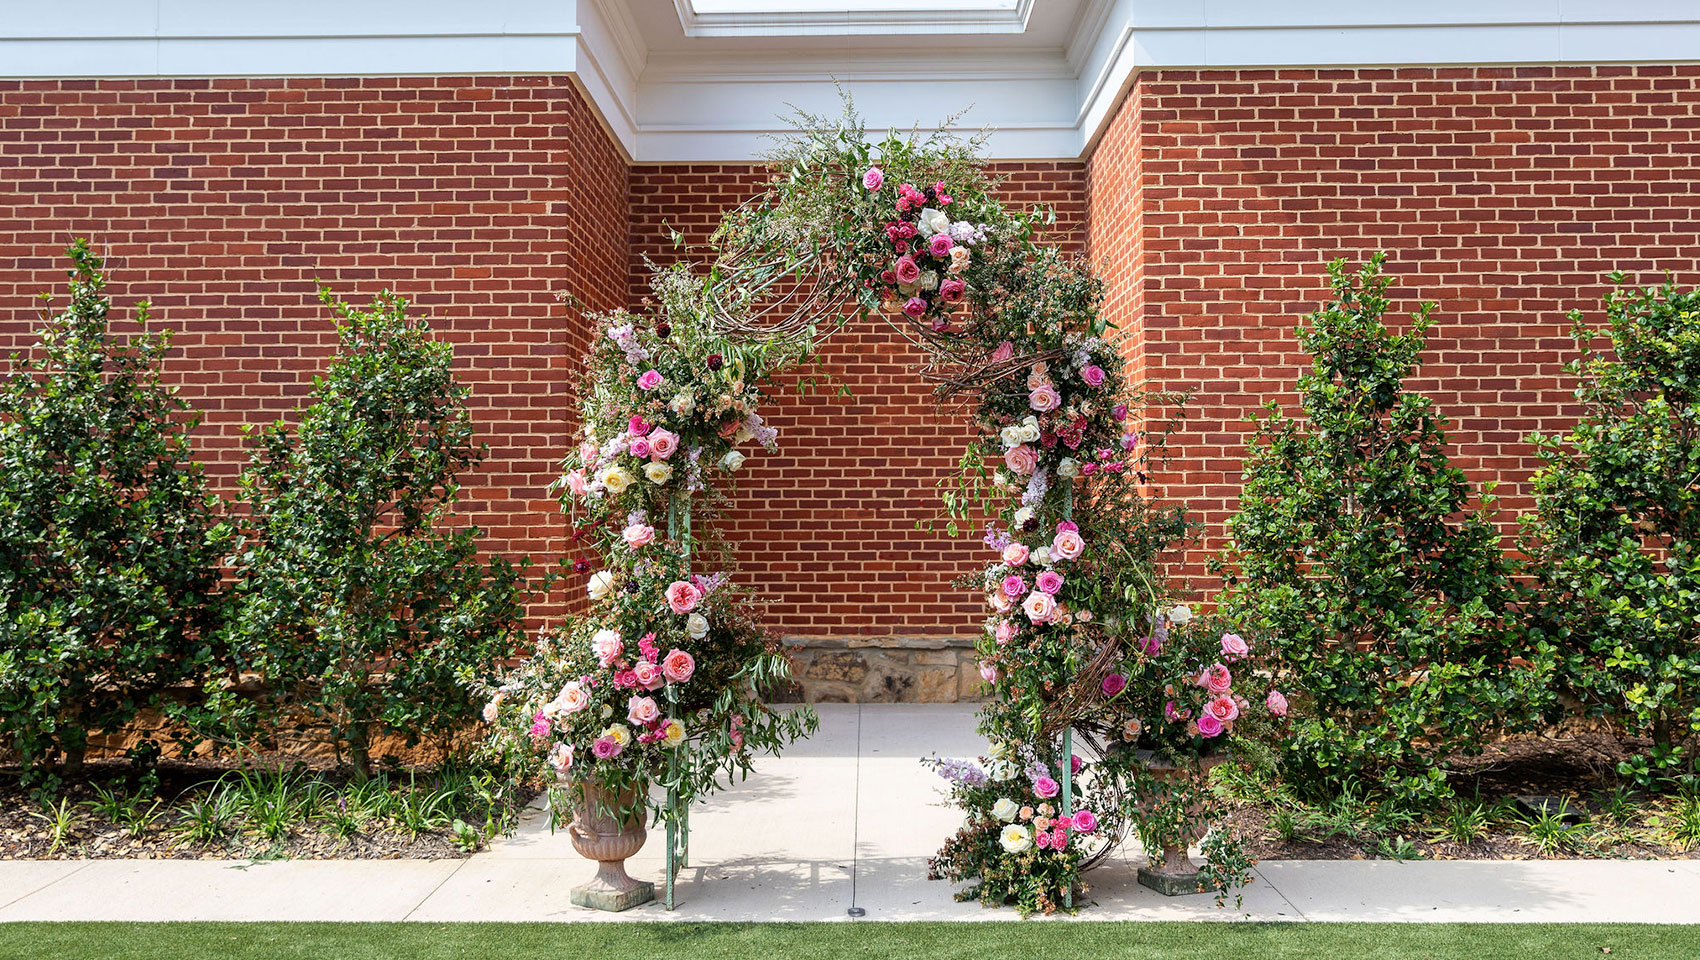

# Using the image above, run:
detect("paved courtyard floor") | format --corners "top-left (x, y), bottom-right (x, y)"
top-left (2, 704), bottom-right (1698, 923)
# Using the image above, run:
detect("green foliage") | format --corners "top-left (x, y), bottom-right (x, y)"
top-left (1525, 277), bottom-right (1700, 789)
top-left (224, 288), bottom-right (529, 779)
top-left (1218, 254), bottom-right (1550, 804)
top-left (0, 241), bottom-right (228, 783)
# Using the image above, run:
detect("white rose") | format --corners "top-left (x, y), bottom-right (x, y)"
top-left (598, 466), bottom-right (633, 495)
top-left (999, 824), bottom-right (1033, 854)
top-left (919, 269), bottom-right (938, 291)
top-left (916, 207), bottom-right (950, 237)
top-left (1170, 604), bottom-right (1193, 624)
top-left (670, 391), bottom-right (696, 416)
top-left (644, 462), bottom-right (673, 484)
top-left (1033, 546), bottom-right (1051, 566)
top-left (1013, 507), bottom-right (1034, 526)
top-left (999, 425), bottom-right (1023, 448)
top-left (992, 798), bottom-right (1019, 822)
top-left (1057, 458), bottom-right (1081, 479)
top-left (587, 570), bottom-right (615, 602)
top-left (721, 450), bottom-right (746, 472)
top-left (687, 613), bottom-right (710, 639)
top-left (987, 759), bottom-right (1016, 781)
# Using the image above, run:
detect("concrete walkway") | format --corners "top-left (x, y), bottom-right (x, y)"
top-left (2, 704), bottom-right (1699, 923)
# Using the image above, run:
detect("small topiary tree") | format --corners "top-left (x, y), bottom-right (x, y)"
top-left (1217, 254), bottom-right (1549, 804)
top-left (223, 288), bottom-right (529, 779)
top-left (1526, 276), bottom-right (1700, 789)
top-left (0, 240), bottom-right (228, 782)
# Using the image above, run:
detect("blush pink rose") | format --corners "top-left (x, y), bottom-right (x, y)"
top-left (1036, 571), bottom-right (1064, 595)
top-left (1081, 364), bottom-right (1106, 387)
top-left (627, 695), bottom-right (661, 726)
top-left (1266, 690), bottom-right (1289, 717)
top-left (633, 660), bottom-right (664, 691)
top-left (665, 580), bottom-right (702, 614)
top-left (554, 682), bottom-right (589, 714)
top-left (629, 437), bottom-right (652, 459)
top-left (978, 661), bottom-right (999, 683)
top-left (1220, 632), bottom-right (1249, 661)
top-left (1022, 591), bottom-right (1057, 624)
top-left (903, 296), bottom-right (928, 318)
top-left (565, 469), bottom-right (590, 497)
top-left (1029, 384), bottom-right (1062, 413)
top-left (1196, 713), bottom-right (1224, 738)
top-left (1001, 543), bottom-right (1029, 566)
top-left (622, 523), bottom-right (655, 549)
top-left (662, 649), bottom-right (695, 683)
top-left (995, 620), bottom-right (1019, 644)
top-left (939, 278), bottom-right (966, 302)
top-left (991, 341), bottom-right (1014, 363)
top-left (1001, 575), bottom-right (1027, 597)
top-left (863, 166), bottom-right (884, 191)
top-left (1004, 444), bottom-right (1038, 476)
top-left (591, 631), bottom-right (623, 666)
top-left (1199, 663), bottom-right (1233, 695)
top-left (893, 256), bottom-right (921, 285)
top-left (1207, 695), bottom-right (1240, 723)
top-left (637, 369), bottom-right (664, 391)
top-left (1051, 530), bottom-right (1085, 561)
top-left (928, 233), bottom-right (953, 258)
top-left (989, 588), bottom-right (1015, 614)
top-left (648, 429), bottom-right (679, 460)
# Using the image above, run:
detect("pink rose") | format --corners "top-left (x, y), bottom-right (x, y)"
top-left (1035, 829), bottom-right (1052, 850)
top-left (863, 167), bottom-right (884, 191)
top-left (528, 711), bottom-right (550, 740)
top-left (1138, 634), bottom-right (1162, 656)
top-left (989, 587), bottom-right (1015, 614)
top-left (622, 523), bottom-right (655, 549)
top-left (648, 429), bottom-right (679, 460)
top-left (629, 437), bottom-right (652, 459)
top-left (591, 631), bottom-right (623, 666)
top-left (627, 695), bottom-right (661, 726)
top-left (1051, 530), bottom-right (1085, 561)
top-left (928, 233), bottom-right (953, 258)
top-left (554, 682), bottom-right (589, 714)
top-left (565, 469), bottom-right (590, 497)
top-left (1056, 520), bottom-right (1078, 533)
top-left (1072, 810), bottom-right (1098, 834)
top-left (1036, 571), bottom-right (1064, 595)
top-left (1021, 591), bottom-right (1057, 624)
top-left (1004, 444), bottom-right (1038, 476)
top-left (1052, 827), bottom-right (1069, 849)
top-left (1220, 632), bottom-right (1249, 661)
top-left (592, 736), bottom-right (621, 760)
top-left (665, 580), bottom-right (702, 615)
top-left (1033, 776), bottom-right (1060, 799)
top-left (628, 415), bottom-right (651, 436)
top-left (939, 278), bottom-right (966, 303)
top-left (1199, 663), bottom-right (1233, 695)
top-left (991, 341), bottom-right (1014, 363)
top-left (1001, 543), bottom-right (1029, 566)
top-left (662, 649), bottom-right (695, 683)
top-left (1029, 384), bottom-right (1061, 413)
top-left (1207, 695), bottom-right (1240, 724)
top-left (1121, 431), bottom-right (1139, 451)
top-left (637, 369), bottom-right (664, 391)
top-left (1081, 365), bottom-right (1105, 387)
top-left (978, 661), bottom-right (999, 683)
top-left (995, 620), bottom-right (1019, 644)
top-left (1196, 713), bottom-right (1224, 738)
top-left (1002, 575), bottom-right (1027, 598)
top-left (633, 660), bottom-right (664, 691)
top-left (1266, 690), bottom-right (1289, 717)
top-left (1101, 673), bottom-right (1126, 697)
top-left (903, 296), bottom-right (928, 318)
top-left (1164, 700), bottom-right (1188, 722)
top-left (893, 256), bottom-right (921, 285)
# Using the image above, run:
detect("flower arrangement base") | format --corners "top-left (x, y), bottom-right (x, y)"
top-left (1136, 850), bottom-right (1205, 897)
top-left (1133, 750), bottom-right (1225, 897)
top-left (568, 784), bottom-right (655, 913)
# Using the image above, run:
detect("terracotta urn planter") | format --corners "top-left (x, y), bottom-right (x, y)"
top-left (1132, 749), bottom-right (1226, 896)
top-left (567, 782), bottom-right (654, 911)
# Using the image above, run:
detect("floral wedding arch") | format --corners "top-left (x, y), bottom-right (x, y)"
top-left (479, 107), bottom-right (1291, 916)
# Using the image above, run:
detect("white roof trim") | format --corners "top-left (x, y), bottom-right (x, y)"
top-left (2, 1), bottom-right (1699, 161)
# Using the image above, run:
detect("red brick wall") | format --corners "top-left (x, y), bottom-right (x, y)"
top-left (0, 76), bottom-right (629, 622)
top-left (629, 162), bottom-right (1087, 641)
top-left (1087, 65), bottom-right (1700, 591)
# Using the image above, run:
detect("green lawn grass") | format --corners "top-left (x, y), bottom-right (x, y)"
top-left (0, 922), bottom-right (1694, 960)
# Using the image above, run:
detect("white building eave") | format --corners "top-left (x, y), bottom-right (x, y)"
top-left (2, 1), bottom-right (1698, 162)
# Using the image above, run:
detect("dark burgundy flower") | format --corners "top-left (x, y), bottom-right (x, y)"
top-left (573, 558), bottom-right (591, 574)
top-left (656, 322), bottom-right (672, 338)
top-left (706, 353), bottom-right (724, 371)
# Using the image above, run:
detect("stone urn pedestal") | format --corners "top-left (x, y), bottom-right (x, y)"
top-left (1133, 750), bottom-right (1226, 897)
top-left (567, 782), bottom-right (654, 912)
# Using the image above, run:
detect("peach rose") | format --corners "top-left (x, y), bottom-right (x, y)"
top-left (1004, 444), bottom-right (1038, 476)
top-left (665, 580), bottom-right (702, 614)
top-left (1022, 591), bottom-right (1057, 624)
top-left (627, 695), bottom-right (661, 726)
top-left (553, 682), bottom-right (590, 714)
top-left (662, 649), bottom-right (696, 683)
top-left (1051, 530), bottom-right (1085, 561)
top-left (622, 523), bottom-right (655, 549)
top-left (1001, 543), bottom-right (1029, 566)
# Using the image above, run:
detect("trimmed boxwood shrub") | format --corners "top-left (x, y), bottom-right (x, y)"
top-left (1217, 255), bottom-right (1551, 804)
top-left (0, 241), bottom-right (228, 782)
top-left (1527, 276), bottom-right (1700, 789)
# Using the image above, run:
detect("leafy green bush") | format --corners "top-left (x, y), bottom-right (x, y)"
top-left (1217, 255), bottom-right (1550, 804)
top-left (0, 241), bottom-right (228, 781)
top-left (223, 289), bottom-right (529, 780)
top-left (1526, 276), bottom-right (1700, 789)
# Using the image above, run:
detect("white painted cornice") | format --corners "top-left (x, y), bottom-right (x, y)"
top-left (3, 1), bottom-right (1699, 162)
